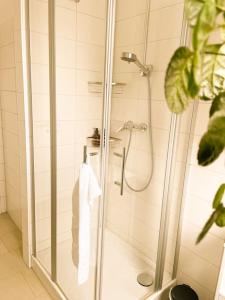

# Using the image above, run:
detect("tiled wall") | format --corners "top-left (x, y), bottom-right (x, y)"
top-left (177, 101), bottom-right (225, 300)
top-left (107, 0), bottom-right (185, 273)
top-left (0, 0), bottom-right (25, 230)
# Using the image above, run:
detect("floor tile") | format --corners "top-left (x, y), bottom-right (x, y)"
top-left (0, 213), bottom-right (18, 236)
top-left (0, 273), bottom-right (36, 300)
top-left (0, 239), bottom-right (8, 255)
top-left (22, 269), bottom-right (47, 297)
top-left (1, 229), bottom-right (22, 251)
top-left (0, 214), bottom-right (53, 300)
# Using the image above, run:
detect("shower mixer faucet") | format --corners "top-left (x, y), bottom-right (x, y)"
top-left (116, 121), bottom-right (147, 133)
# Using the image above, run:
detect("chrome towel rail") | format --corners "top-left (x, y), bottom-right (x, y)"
top-left (83, 145), bottom-right (98, 164)
top-left (114, 147), bottom-right (126, 196)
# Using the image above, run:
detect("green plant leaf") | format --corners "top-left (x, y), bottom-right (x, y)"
top-left (165, 47), bottom-right (193, 113)
top-left (213, 43), bottom-right (225, 94)
top-left (213, 183), bottom-right (225, 208)
top-left (217, 0), bottom-right (225, 10)
top-left (189, 51), bottom-right (202, 96)
top-left (192, 0), bottom-right (217, 88)
top-left (196, 208), bottom-right (220, 243)
top-left (215, 206), bottom-right (225, 226)
top-left (209, 92), bottom-right (225, 116)
top-left (185, 0), bottom-right (205, 27)
top-left (197, 111), bottom-right (225, 165)
top-left (200, 44), bottom-right (222, 99)
top-left (192, 0), bottom-right (217, 52)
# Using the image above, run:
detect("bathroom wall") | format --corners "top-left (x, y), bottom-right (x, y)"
top-left (0, 0), bottom-right (25, 230)
top-left (107, 0), bottom-right (186, 273)
top-left (177, 101), bottom-right (225, 300)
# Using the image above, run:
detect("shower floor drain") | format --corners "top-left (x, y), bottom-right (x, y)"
top-left (137, 273), bottom-right (154, 287)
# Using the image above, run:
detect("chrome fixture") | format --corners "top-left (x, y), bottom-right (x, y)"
top-left (119, 53), bottom-right (154, 192)
top-left (113, 148), bottom-right (126, 196)
top-left (116, 121), bottom-right (148, 133)
top-left (121, 52), bottom-right (152, 76)
top-left (137, 272), bottom-right (154, 287)
top-left (83, 145), bottom-right (98, 164)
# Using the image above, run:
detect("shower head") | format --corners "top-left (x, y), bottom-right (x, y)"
top-left (120, 52), bottom-right (152, 76)
top-left (121, 52), bottom-right (137, 63)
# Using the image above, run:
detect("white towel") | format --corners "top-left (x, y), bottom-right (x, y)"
top-left (72, 163), bottom-right (101, 285)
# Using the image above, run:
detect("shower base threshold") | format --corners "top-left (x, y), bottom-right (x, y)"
top-left (32, 229), bottom-right (173, 300)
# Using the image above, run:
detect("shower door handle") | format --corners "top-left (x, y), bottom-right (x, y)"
top-left (114, 147), bottom-right (126, 196)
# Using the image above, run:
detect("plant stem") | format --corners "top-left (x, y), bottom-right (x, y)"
top-left (204, 51), bottom-right (225, 57)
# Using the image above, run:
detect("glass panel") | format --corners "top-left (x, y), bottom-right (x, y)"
top-left (162, 106), bottom-right (194, 286)
top-left (29, 0), bottom-right (51, 274)
top-left (28, 0), bottom-right (187, 298)
top-left (55, 1), bottom-right (107, 299)
top-left (101, 1), bottom-right (185, 299)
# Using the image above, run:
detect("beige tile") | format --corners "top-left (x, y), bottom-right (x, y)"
top-left (0, 213), bottom-right (18, 236)
top-left (35, 293), bottom-right (53, 300)
top-left (0, 239), bottom-right (8, 255)
top-left (55, 6), bottom-right (76, 40)
top-left (77, 13), bottom-right (105, 46)
top-left (0, 251), bottom-right (23, 279)
top-left (21, 269), bottom-right (47, 297)
top-left (178, 246), bottom-right (219, 293)
top-left (30, 0), bottom-right (48, 34)
top-left (148, 3), bottom-right (184, 42)
top-left (78, 0), bottom-right (107, 19)
top-left (0, 68), bottom-right (16, 91)
top-left (0, 273), bottom-right (36, 300)
top-left (1, 229), bottom-right (22, 251)
top-left (10, 248), bottom-right (30, 273)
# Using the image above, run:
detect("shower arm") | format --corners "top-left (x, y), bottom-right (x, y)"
top-left (134, 59), bottom-right (151, 76)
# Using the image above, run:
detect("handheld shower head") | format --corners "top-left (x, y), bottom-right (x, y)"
top-left (121, 52), bottom-right (152, 76)
top-left (121, 52), bottom-right (137, 63)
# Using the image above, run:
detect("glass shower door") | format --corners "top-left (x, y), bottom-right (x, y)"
top-left (54, 1), bottom-right (107, 299)
top-left (99, 0), bottom-right (186, 299)
top-left (29, 0), bottom-right (52, 274)
top-left (28, 0), bottom-right (187, 299)
top-left (100, 1), bottom-right (166, 298)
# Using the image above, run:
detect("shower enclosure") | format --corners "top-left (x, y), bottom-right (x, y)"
top-left (24, 0), bottom-right (191, 299)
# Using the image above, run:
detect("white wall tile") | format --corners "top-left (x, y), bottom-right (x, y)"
top-left (179, 246), bottom-right (219, 293)
top-left (146, 38), bottom-right (180, 71)
top-left (77, 0), bottom-right (107, 19)
top-left (30, 0), bottom-right (48, 34)
top-left (0, 44), bottom-right (15, 69)
top-left (150, 0), bottom-right (183, 11)
top-left (0, 68), bottom-right (16, 91)
top-left (56, 6), bottom-right (76, 40)
top-left (1, 92), bottom-right (17, 114)
top-left (148, 3), bottom-right (184, 42)
top-left (77, 13), bottom-right (105, 46)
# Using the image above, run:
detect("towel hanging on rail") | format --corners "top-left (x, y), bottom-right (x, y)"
top-left (72, 162), bottom-right (101, 285)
